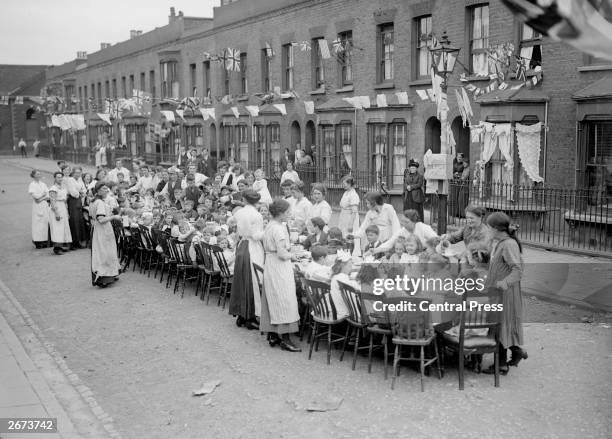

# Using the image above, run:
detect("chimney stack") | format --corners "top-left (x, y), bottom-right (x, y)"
top-left (100, 43), bottom-right (111, 50)
top-left (169, 7), bottom-right (176, 23)
top-left (178, 10), bottom-right (184, 17)
top-left (76, 51), bottom-right (87, 60)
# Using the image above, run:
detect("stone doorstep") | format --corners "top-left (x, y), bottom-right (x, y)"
top-left (0, 278), bottom-right (120, 439)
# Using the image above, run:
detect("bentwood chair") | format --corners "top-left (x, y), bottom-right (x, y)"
top-left (437, 288), bottom-right (502, 390)
top-left (293, 265), bottom-right (311, 342)
top-left (337, 281), bottom-right (370, 371)
top-left (155, 232), bottom-right (176, 288)
top-left (198, 242), bottom-right (221, 303)
top-left (167, 238), bottom-right (197, 298)
top-left (138, 225), bottom-right (158, 277)
top-left (210, 244), bottom-right (233, 309)
top-left (388, 297), bottom-right (442, 392)
top-left (303, 279), bottom-right (347, 365)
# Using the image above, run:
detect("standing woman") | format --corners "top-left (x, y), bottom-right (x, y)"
top-left (261, 199), bottom-right (302, 352)
top-left (28, 170), bottom-right (50, 249)
top-left (65, 166), bottom-right (88, 249)
top-left (309, 183), bottom-right (332, 225)
top-left (442, 205), bottom-right (491, 258)
top-left (403, 159), bottom-right (424, 223)
top-left (90, 182), bottom-right (122, 287)
top-left (483, 212), bottom-right (527, 375)
top-left (48, 172), bottom-right (73, 255)
top-left (336, 176), bottom-right (360, 237)
top-left (229, 190), bottom-right (265, 330)
top-left (352, 192), bottom-right (400, 244)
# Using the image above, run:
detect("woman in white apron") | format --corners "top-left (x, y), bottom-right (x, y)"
top-left (48, 172), bottom-right (73, 255)
top-left (28, 170), bottom-right (49, 248)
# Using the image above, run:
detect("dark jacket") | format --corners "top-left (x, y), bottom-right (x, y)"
top-left (302, 231), bottom-right (328, 250)
top-left (184, 185), bottom-right (201, 206)
top-left (198, 156), bottom-right (217, 177)
top-left (403, 171), bottom-right (425, 204)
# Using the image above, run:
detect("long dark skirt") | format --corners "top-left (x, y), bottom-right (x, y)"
top-left (228, 240), bottom-right (257, 320)
top-left (403, 193), bottom-right (424, 223)
top-left (450, 180), bottom-right (470, 218)
top-left (67, 196), bottom-right (87, 244)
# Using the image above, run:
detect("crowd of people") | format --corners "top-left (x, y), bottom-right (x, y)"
top-left (27, 147), bottom-right (527, 373)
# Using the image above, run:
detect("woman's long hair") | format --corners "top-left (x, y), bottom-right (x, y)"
top-left (486, 212), bottom-right (522, 252)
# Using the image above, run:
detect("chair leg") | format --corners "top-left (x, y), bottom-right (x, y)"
top-left (458, 350), bottom-right (465, 391)
top-left (367, 333), bottom-right (374, 374)
top-left (327, 325), bottom-right (332, 365)
top-left (420, 345), bottom-right (425, 392)
top-left (433, 338), bottom-right (442, 379)
top-left (383, 335), bottom-right (389, 380)
top-left (308, 322), bottom-right (317, 360)
top-left (180, 269), bottom-right (187, 298)
top-left (339, 325), bottom-right (351, 362)
top-left (494, 346), bottom-right (500, 387)
top-left (173, 268), bottom-right (180, 294)
top-left (391, 344), bottom-right (400, 390)
top-left (352, 328), bottom-right (360, 371)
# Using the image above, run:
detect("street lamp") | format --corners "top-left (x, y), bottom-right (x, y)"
top-left (429, 31), bottom-right (460, 234)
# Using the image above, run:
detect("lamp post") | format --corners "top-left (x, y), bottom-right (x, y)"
top-left (429, 31), bottom-right (460, 234)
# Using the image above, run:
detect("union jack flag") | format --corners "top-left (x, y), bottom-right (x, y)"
top-left (224, 48), bottom-right (241, 72)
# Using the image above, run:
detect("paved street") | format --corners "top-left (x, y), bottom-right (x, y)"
top-left (0, 160), bottom-right (611, 439)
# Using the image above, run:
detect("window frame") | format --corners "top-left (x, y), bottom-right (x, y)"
top-left (415, 15), bottom-right (433, 79)
top-left (468, 4), bottom-right (490, 76)
top-left (377, 23), bottom-right (394, 83)
top-left (312, 37), bottom-right (325, 90)
top-left (149, 70), bottom-right (155, 97)
top-left (282, 44), bottom-right (295, 91)
top-left (140, 72), bottom-right (146, 92)
top-left (369, 123), bottom-right (389, 185)
top-left (160, 61), bottom-right (178, 99)
top-left (203, 61), bottom-right (211, 99)
top-left (261, 49), bottom-right (271, 92)
top-left (337, 31), bottom-right (353, 87)
top-left (519, 24), bottom-right (542, 70)
top-left (390, 121), bottom-right (408, 189)
top-left (189, 63), bottom-right (197, 96)
top-left (240, 53), bottom-right (248, 94)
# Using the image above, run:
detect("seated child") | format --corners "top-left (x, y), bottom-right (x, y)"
top-left (302, 245), bottom-right (332, 283)
top-left (363, 225), bottom-right (383, 260)
top-left (213, 237), bottom-right (235, 275)
top-left (182, 199), bottom-right (198, 221)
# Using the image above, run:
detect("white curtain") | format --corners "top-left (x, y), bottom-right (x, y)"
top-left (516, 122), bottom-right (544, 183)
top-left (342, 144), bottom-right (352, 170)
top-left (481, 122), bottom-right (497, 164)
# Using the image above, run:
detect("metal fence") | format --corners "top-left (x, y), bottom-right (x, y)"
top-left (38, 147), bottom-right (611, 255)
top-left (442, 180), bottom-right (612, 255)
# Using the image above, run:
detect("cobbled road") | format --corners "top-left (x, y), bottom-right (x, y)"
top-left (0, 161), bottom-right (610, 439)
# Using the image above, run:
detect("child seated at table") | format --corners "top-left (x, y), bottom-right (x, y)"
top-left (182, 199), bottom-right (198, 221)
top-left (387, 241), bottom-right (411, 264)
top-left (329, 250), bottom-right (356, 319)
top-left (302, 245), bottom-right (332, 283)
top-left (326, 227), bottom-right (347, 254)
top-left (363, 225), bottom-right (384, 260)
top-left (213, 237), bottom-right (235, 275)
top-left (187, 219), bottom-right (206, 265)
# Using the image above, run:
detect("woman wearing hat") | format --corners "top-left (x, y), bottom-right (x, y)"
top-left (450, 152), bottom-right (470, 218)
top-left (90, 182), bottom-right (122, 287)
top-left (228, 189), bottom-right (265, 330)
top-left (403, 159), bottom-right (424, 223)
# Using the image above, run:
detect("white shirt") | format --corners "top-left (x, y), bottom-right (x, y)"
top-left (107, 167), bottom-right (131, 183)
top-left (377, 222), bottom-right (438, 253)
top-left (355, 203), bottom-right (401, 242)
top-left (127, 175), bottom-right (155, 193)
top-left (292, 197), bottom-right (313, 223)
top-left (280, 170), bottom-right (300, 184)
top-left (310, 200), bottom-right (332, 225)
top-left (181, 173), bottom-right (206, 189)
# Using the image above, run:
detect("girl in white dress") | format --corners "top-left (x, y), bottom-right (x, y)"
top-left (28, 170), bottom-right (49, 248)
top-left (337, 176), bottom-right (360, 237)
top-left (48, 172), bottom-right (73, 255)
top-left (252, 169), bottom-right (273, 205)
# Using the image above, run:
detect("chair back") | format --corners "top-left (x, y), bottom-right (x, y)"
top-left (193, 242), bottom-right (205, 265)
top-left (157, 232), bottom-right (172, 258)
top-left (303, 279), bottom-right (338, 321)
top-left (210, 244), bottom-right (232, 278)
top-left (337, 280), bottom-right (365, 326)
top-left (458, 288), bottom-right (502, 345)
top-left (360, 292), bottom-right (389, 327)
top-left (139, 225), bottom-right (155, 250)
top-left (253, 263), bottom-right (264, 296)
top-left (168, 238), bottom-right (188, 265)
top-left (200, 242), bottom-right (216, 272)
top-left (293, 264), bottom-right (308, 303)
top-left (387, 297), bottom-right (434, 341)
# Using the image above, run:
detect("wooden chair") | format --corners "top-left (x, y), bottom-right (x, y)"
top-left (303, 279), bottom-right (347, 365)
top-left (293, 265), bottom-right (311, 342)
top-left (337, 280), bottom-right (370, 370)
top-left (360, 292), bottom-right (394, 379)
top-left (388, 297), bottom-right (442, 392)
top-left (138, 225), bottom-right (158, 278)
top-left (210, 244), bottom-right (233, 308)
top-left (198, 242), bottom-right (221, 303)
top-left (437, 289), bottom-right (502, 390)
top-left (167, 238), bottom-right (197, 298)
top-left (155, 232), bottom-right (176, 288)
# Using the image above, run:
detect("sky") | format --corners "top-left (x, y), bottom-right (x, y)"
top-left (0, 0), bottom-right (220, 65)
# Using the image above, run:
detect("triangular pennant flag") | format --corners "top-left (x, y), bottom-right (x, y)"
top-left (358, 96), bottom-right (371, 108)
top-left (97, 113), bottom-right (112, 125)
top-left (272, 103), bottom-right (287, 115)
top-left (245, 105), bottom-right (259, 117)
top-left (426, 89), bottom-right (435, 102)
top-left (160, 110), bottom-right (175, 122)
top-left (199, 107), bottom-right (210, 121)
top-left (498, 82), bottom-right (509, 90)
top-left (395, 91), bottom-right (408, 105)
top-left (461, 87), bottom-right (474, 118)
top-left (304, 101), bottom-right (315, 115)
top-left (230, 106), bottom-right (240, 119)
top-left (318, 39), bottom-right (331, 59)
top-left (342, 97), bottom-right (362, 109)
top-left (376, 94), bottom-right (388, 108)
top-left (176, 109), bottom-right (185, 121)
top-left (416, 90), bottom-right (428, 101)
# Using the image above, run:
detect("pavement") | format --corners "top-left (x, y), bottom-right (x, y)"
top-left (0, 159), bottom-right (611, 439)
top-left (4, 156), bottom-right (611, 312)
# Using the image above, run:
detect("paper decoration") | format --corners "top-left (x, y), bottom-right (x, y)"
top-left (160, 110), bottom-right (175, 122)
top-left (318, 39), bottom-right (331, 59)
top-left (273, 103), bottom-right (287, 115)
top-left (0, 96), bottom-right (8, 105)
top-left (199, 108), bottom-right (215, 121)
top-left (273, 86), bottom-right (281, 96)
top-left (245, 105), bottom-right (259, 117)
top-left (332, 38), bottom-right (343, 53)
top-left (304, 101), bottom-right (315, 115)
top-left (221, 95), bottom-right (232, 105)
top-left (376, 94), bottom-right (388, 108)
top-left (516, 122), bottom-right (544, 183)
top-left (426, 89), bottom-right (435, 102)
top-left (230, 106), bottom-right (240, 119)
top-left (395, 91), bottom-right (409, 105)
top-left (499, 82), bottom-right (509, 90)
top-left (224, 48), bottom-right (241, 72)
top-left (176, 109), bottom-right (185, 121)
top-left (97, 113), bottom-right (112, 125)
top-left (15, 96), bottom-right (23, 105)
top-left (461, 87), bottom-right (474, 118)
top-left (358, 96), bottom-right (371, 109)
top-left (416, 90), bottom-right (429, 101)
top-left (265, 42), bottom-right (274, 58)
top-left (297, 41), bottom-right (311, 52)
